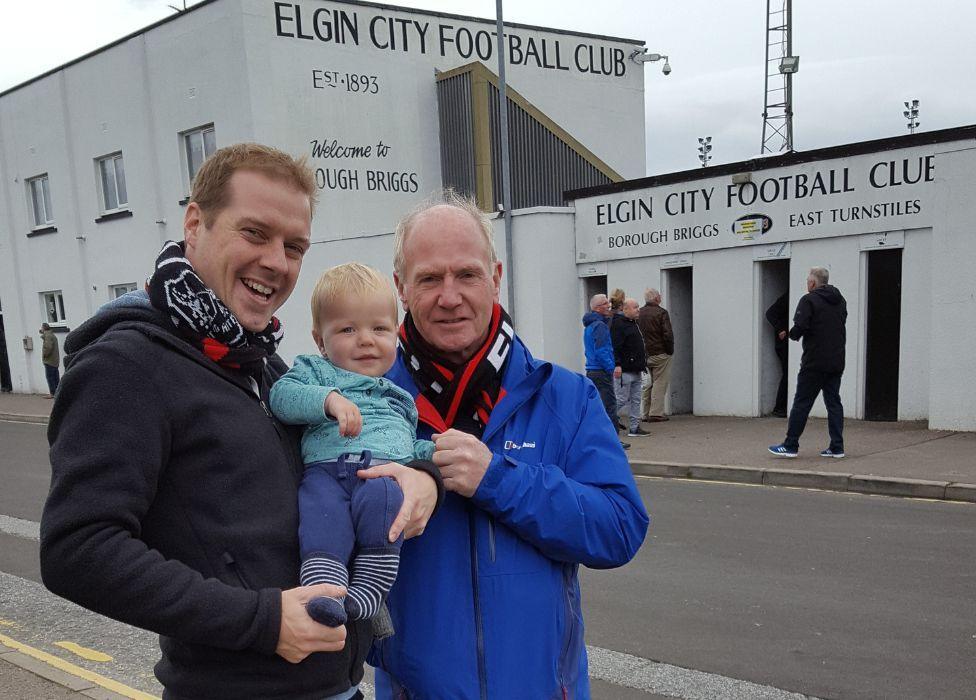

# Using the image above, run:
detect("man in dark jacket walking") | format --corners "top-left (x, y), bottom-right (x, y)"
top-left (611, 298), bottom-right (649, 437)
top-left (40, 144), bottom-right (439, 699)
top-left (769, 267), bottom-right (848, 458)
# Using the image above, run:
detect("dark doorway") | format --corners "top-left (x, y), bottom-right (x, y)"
top-left (864, 249), bottom-right (902, 421)
top-left (0, 307), bottom-right (12, 392)
top-left (582, 275), bottom-right (607, 314)
top-left (663, 267), bottom-right (693, 414)
top-left (758, 260), bottom-right (790, 415)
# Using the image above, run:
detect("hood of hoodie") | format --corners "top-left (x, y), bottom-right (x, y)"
top-left (582, 310), bottom-right (610, 327)
top-left (63, 291), bottom-right (183, 370)
top-left (813, 284), bottom-right (845, 305)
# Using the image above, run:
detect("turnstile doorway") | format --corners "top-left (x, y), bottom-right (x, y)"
top-left (663, 267), bottom-right (693, 414)
top-left (864, 249), bottom-right (902, 421)
top-left (758, 260), bottom-right (790, 415)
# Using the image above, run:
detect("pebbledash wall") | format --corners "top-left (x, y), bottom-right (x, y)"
top-left (566, 127), bottom-right (976, 432)
top-left (0, 0), bottom-right (645, 394)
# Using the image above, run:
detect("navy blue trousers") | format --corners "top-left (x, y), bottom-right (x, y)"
top-left (785, 369), bottom-right (844, 452)
top-left (299, 452), bottom-right (404, 567)
top-left (44, 364), bottom-right (60, 395)
top-left (587, 369), bottom-right (617, 426)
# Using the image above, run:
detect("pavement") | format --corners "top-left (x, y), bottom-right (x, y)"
top-left (1, 392), bottom-right (975, 698)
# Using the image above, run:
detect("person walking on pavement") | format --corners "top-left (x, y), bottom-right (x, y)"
top-left (765, 291), bottom-right (790, 417)
top-left (39, 323), bottom-right (60, 398)
top-left (637, 288), bottom-right (674, 422)
top-left (769, 267), bottom-right (848, 458)
top-left (612, 298), bottom-right (649, 438)
top-left (583, 294), bottom-right (630, 449)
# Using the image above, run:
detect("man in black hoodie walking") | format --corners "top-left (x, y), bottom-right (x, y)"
top-left (769, 267), bottom-right (848, 459)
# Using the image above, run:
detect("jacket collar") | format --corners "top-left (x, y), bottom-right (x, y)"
top-left (388, 334), bottom-right (552, 440)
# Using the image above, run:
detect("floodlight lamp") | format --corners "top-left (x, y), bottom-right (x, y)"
top-left (779, 56), bottom-right (800, 74)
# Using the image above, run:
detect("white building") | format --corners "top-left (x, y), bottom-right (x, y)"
top-left (2, 1), bottom-right (974, 432)
top-left (0, 0), bottom-right (645, 393)
top-left (565, 127), bottom-right (976, 432)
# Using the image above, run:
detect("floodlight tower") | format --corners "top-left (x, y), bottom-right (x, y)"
top-left (760, 0), bottom-right (798, 153)
top-left (904, 99), bottom-right (920, 134)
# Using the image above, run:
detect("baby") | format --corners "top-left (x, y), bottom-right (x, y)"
top-left (270, 262), bottom-right (434, 627)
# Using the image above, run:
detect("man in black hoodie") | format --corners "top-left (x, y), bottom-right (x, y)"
top-left (40, 144), bottom-right (439, 699)
top-left (769, 267), bottom-right (848, 459)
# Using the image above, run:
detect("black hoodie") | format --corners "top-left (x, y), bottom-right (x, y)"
top-left (40, 293), bottom-right (370, 699)
top-left (789, 284), bottom-right (848, 373)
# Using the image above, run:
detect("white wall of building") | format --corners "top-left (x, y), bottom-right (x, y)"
top-left (898, 228), bottom-right (932, 420)
top-left (929, 145), bottom-right (976, 431)
top-left (0, 0), bottom-right (645, 394)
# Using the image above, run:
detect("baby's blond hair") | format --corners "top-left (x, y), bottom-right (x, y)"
top-left (311, 263), bottom-right (398, 330)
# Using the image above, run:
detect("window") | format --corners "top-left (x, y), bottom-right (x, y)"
top-left (27, 175), bottom-right (54, 227)
top-left (183, 125), bottom-right (216, 187)
top-left (41, 291), bottom-right (66, 325)
top-left (110, 283), bottom-right (138, 299)
top-left (97, 153), bottom-right (128, 212)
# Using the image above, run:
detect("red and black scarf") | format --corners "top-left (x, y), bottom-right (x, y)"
top-left (399, 303), bottom-right (514, 437)
top-left (147, 240), bottom-right (282, 370)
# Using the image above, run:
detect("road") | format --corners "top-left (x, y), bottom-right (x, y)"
top-left (2, 419), bottom-right (974, 699)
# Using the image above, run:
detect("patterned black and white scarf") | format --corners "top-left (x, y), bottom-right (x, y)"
top-left (147, 240), bottom-right (283, 369)
top-left (399, 303), bottom-right (514, 437)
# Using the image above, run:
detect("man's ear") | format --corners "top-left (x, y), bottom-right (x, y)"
top-left (393, 272), bottom-right (409, 310)
top-left (491, 260), bottom-right (503, 301)
top-left (183, 202), bottom-right (203, 252)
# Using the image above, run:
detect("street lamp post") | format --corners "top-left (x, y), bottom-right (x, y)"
top-left (697, 136), bottom-right (712, 167)
top-left (904, 99), bottom-right (920, 134)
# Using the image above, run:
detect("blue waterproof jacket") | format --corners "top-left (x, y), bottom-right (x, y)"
top-left (582, 311), bottom-right (615, 373)
top-left (369, 336), bottom-right (649, 699)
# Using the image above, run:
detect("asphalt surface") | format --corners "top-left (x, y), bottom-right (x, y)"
top-left (3, 417), bottom-right (975, 698)
top-left (582, 477), bottom-right (976, 699)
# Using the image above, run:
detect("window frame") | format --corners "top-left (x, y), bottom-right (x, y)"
top-left (40, 290), bottom-right (67, 326)
top-left (181, 124), bottom-right (216, 194)
top-left (96, 152), bottom-right (128, 214)
top-left (27, 174), bottom-right (54, 228)
top-left (109, 283), bottom-right (138, 300)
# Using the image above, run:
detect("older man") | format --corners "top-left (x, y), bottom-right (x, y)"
top-left (769, 267), bottom-right (848, 458)
top-left (370, 192), bottom-right (649, 699)
top-left (612, 297), bottom-right (649, 438)
top-left (41, 144), bottom-right (438, 699)
top-left (637, 288), bottom-right (674, 422)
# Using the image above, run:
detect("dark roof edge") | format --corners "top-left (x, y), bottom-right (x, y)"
top-left (1, 0), bottom-right (644, 99)
top-left (565, 124), bottom-right (976, 201)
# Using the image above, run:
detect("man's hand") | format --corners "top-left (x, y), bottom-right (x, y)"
top-left (276, 584), bottom-right (347, 663)
top-left (432, 429), bottom-right (492, 498)
top-left (778, 330), bottom-right (787, 341)
top-left (358, 462), bottom-right (437, 541)
top-left (613, 365), bottom-right (622, 379)
top-left (324, 391), bottom-right (362, 437)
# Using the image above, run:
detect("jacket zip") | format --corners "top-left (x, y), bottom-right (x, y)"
top-left (468, 508), bottom-right (488, 700)
top-left (222, 552), bottom-right (251, 589)
top-left (487, 517), bottom-right (496, 562)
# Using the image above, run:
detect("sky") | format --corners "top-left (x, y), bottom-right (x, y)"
top-left (2, 0), bottom-right (975, 175)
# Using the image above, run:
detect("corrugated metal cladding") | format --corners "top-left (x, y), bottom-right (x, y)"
top-left (436, 68), bottom-right (613, 211)
top-left (487, 84), bottom-right (612, 209)
top-left (437, 72), bottom-right (477, 198)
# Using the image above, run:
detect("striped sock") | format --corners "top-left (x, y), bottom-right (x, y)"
top-left (300, 555), bottom-right (348, 627)
top-left (345, 552), bottom-right (400, 621)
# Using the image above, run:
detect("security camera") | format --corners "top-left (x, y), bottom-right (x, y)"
top-left (662, 62), bottom-right (672, 76)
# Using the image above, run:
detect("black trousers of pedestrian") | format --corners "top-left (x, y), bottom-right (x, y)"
top-left (44, 364), bottom-right (60, 396)
top-left (774, 342), bottom-right (788, 414)
top-left (785, 368), bottom-right (844, 452)
top-left (586, 369), bottom-right (617, 427)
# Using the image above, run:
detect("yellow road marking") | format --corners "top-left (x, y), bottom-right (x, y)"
top-left (55, 640), bottom-right (113, 662)
top-left (0, 632), bottom-right (158, 700)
